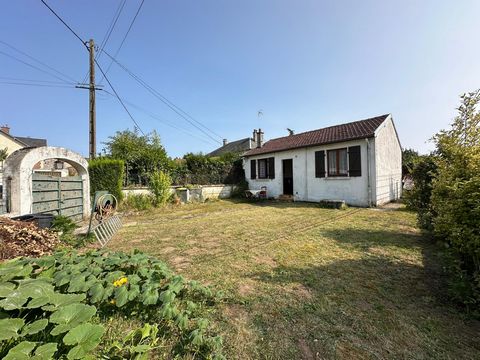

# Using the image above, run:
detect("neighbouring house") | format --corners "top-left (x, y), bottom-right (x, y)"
top-left (208, 137), bottom-right (253, 157)
top-left (0, 125), bottom-right (47, 156)
top-left (243, 114), bottom-right (402, 207)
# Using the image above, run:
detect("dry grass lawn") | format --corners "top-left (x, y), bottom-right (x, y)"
top-left (108, 200), bottom-right (480, 359)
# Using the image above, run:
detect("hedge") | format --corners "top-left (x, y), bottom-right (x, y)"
top-left (88, 158), bottom-right (125, 201)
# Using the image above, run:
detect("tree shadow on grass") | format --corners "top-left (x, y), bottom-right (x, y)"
top-left (245, 229), bottom-right (480, 359)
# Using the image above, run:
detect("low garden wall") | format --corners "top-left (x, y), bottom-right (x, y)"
top-left (122, 184), bottom-right (236, 203)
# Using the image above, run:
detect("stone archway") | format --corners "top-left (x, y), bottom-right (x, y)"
top-left (3, 147), bottom-right (90, 218)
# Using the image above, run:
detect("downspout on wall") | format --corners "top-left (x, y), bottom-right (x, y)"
top-left (366, 138), bottom-right (372, 207)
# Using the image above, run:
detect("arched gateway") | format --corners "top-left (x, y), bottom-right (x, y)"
top-left (3, 147), bottom-right (90, 220)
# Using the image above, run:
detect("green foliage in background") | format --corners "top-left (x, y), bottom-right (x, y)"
top-left (121, 193), bottom-right (154, 211)
top-left (104, 129), bottom-right (170, 186)
top-left (89, 158), bottom-right (125, 201)
top-left (402, 148), bottom-right (420, 177)
top-left (403, 155), bottom-right (437, 231)
top-left (172, 152), bottom-right (244, 185)
top-left (149, 171), bottom-right (172, 206)
top-left (0, 251), bottom-right (223, 359)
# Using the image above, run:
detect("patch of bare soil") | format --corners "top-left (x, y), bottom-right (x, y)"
top-left (170, 256), bottom-right (191, 270)
top-left (0, 218), bottom-right (61, 260)
top-left (253, 254), bottom-right (278, 268)
top-left (160, 246), bottom-right (177, 254)
top-left (298, 339), bottom-right (315, 360)
top-left (238, 280), bottom-right (256, 296)
top-left (290, 283), bottom-right (313, 300)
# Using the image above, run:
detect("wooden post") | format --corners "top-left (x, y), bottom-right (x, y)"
top-left (88, 39), bottom-right (96, 159)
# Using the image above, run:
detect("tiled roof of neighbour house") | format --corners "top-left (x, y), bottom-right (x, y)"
top-left (208, 137), bottom-right (251, 157)
top-left (14, 136), bottom-right (47, 148)
top-left (244, 114), bottom-right (390, 157)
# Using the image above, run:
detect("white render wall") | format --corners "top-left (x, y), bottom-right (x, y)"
top-left (373, 116), bottom-right (402, 205)
top-left (244, 138), bottom-right (377, 207)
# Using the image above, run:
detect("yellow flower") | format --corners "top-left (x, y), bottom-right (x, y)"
top-left (110, 299), bottom-right (116, 305)
top-left (113, 276), bottom-right (128, 287)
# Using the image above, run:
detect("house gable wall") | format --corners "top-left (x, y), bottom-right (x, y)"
top-left (0, 132), bottom-right (24, 156)
top-left (373, 116), bottom-right (402, 205)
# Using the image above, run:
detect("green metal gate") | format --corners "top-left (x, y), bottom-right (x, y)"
top-left (32, 174), bottom-right (84, 221)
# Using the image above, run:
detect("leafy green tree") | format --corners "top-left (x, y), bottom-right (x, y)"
top-left (0, 147), bottom-right (8, 162)
top-left (431, 90), bottom-right (480, 309)
top-left (104, 129), bottom-right (170, 185)
top-left (402, 148), bottom-right (420, 177)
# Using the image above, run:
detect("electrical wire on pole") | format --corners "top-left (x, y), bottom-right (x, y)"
top-left (100, 48), bottom-right (223, 144)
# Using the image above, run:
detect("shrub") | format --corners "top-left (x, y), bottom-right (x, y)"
top-left (122, 193), bottom-right (154, 211)
top-left (89, 158), bottom-right (125, 201)
top-left (149, 171), bottom-right (172, 206)
top-left (403, 155), bottom-right (437, 231)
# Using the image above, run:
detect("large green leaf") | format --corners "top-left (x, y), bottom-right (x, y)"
top-left (0, 318), bottom-right (25, 341)
top-left (63, 323), bottom-right (105, 359)
top-left (32, 343), bottom-right (58, 360)
top-left (49, 303), bottom-right (96, 336)
top-left (21, 319), bottom-right (49, 336)
top-left (0, 262), bottom-right (32, 281)
top-left (141, 287), bottom-right (158, 305)
top-left (114, 286), bottom-right (129, 307)
top-left (0, 281), bottom-right (16, 297)
top-left (2, 341), bottom-right (36, 360)
top-left (0, 290), bottom-right (29, 310)
top-left (41, 293), bottom-right (86, 312)
top-left (88, 282), bottom-right (105, 303)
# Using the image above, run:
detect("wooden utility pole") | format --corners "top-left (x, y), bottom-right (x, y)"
top-left (88, 39), bottom-right (96, 159)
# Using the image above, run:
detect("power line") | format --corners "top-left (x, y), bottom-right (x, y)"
top-left (0, 76), bottom-right (75, 85)
top-left (100, 48), bottom-right (223, 144)
top-left (81, 0), bottom-right (127, 84)
top-left (95, 59), bottom-right (145, 135)
top-left (102, 89), bottom-right (219, 146)
top-left (0, 40), bottom-right (78, 83)
top-left (0, 50), bottom-right (75, 84)
top-left (40, 0), bottom-right (146, 137)
top-left (40, 0), bottom-right (88, 49)
top-left (100, 0), bottom-right (145, 84)
top-left (0, 81), bottom-right (76, 89)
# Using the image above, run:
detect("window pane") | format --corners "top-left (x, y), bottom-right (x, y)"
top-left (328, 151), bottom-right (336, 175)
top-left (259, 159), bottom-right (267, 178)
top-left (339, 149), bottom-right (348, 175)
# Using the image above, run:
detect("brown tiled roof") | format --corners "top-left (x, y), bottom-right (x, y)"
top-left (244, 114), bottom-right (389, 156)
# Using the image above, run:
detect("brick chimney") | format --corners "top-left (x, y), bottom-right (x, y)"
top-left (1, 125), bottom-right (10, 134)
top-left (223, 139), bottom-right (228, 146)
top-left (257, 128), bottom-right (264, 148)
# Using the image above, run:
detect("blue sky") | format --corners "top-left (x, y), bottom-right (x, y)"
top-left (1, 0), bottom-right (479, 157)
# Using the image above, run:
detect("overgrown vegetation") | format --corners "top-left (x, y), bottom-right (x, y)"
top-left (121, 193), bottom-right (154, 211)
top-left (406, 90), bottom-right (480, 312)
top-left (149, 171), bottom-right (172, 206)
top-left (0, 250), bottom-right (223, 359)
top-left (88, 158), bottom-right (125, 201)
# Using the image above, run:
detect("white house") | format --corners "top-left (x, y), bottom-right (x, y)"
top-left (243, 114), bottom-right (402, 207)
